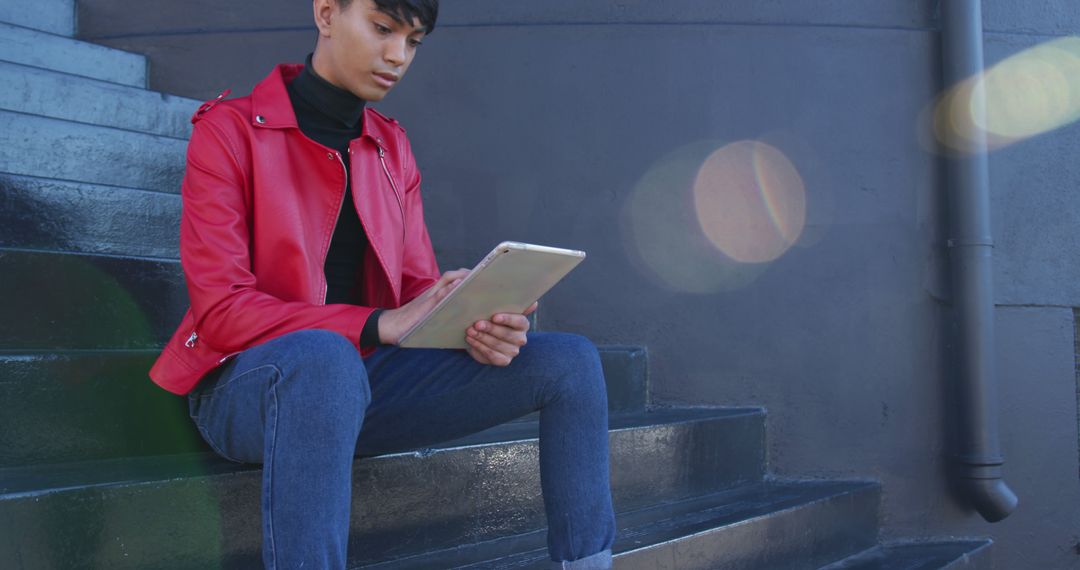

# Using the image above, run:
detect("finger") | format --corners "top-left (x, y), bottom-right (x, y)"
top-left (427, 271), bottom-right (466, 299)
top-left (466, 336), bottom-right (511, 367)
top-left (434, 278), bottom-right (463, 300)
top-left (464, 326), bottom-right (518, 360)
top-left (469, 324), bottom-right (522, 351)
top-left (473, 320), bottom-right (528, 345)
top-left (467, 326), bottom-right (523, 358)
top-left (441, 268), bottom-right (470, 283)
top-left (466, 345), bottom-right (493, 365)
top-left (523, 302), bottom-right (539, 316)
top-left (489, 313), bottom-right (531, 333)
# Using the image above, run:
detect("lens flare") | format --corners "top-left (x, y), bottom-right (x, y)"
top-left (934, 36), bottom-right (1080, 153)
top-left (620, 140), bottom-right (807, 294)
top-left (693, 141), bottom-right (806, 264)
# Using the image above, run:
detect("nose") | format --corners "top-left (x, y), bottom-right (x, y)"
top-left (384, 37), bottom-right (407, 67)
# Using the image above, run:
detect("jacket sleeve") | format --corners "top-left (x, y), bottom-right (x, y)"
top-left (180, 117), bottom-right (374, 354)
top-left (397, 134), bottom-right (441, 304)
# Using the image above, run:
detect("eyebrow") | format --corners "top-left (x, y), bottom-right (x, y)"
top-left (373, 7), bottom-right (428, 34)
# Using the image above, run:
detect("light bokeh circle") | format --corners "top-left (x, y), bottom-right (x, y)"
top-left (934, 36), bottom-right (1080, 153)
top-left (692, 141), bottom-right (806, 264)
top-left (620, 140), bottom-right (807, 294)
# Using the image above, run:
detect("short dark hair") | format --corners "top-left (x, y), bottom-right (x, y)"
top-left (339, 0), bottom-right (439, 34)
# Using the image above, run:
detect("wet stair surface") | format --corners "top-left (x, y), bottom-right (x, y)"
top-left (0, 4), bottom-right (993, 569)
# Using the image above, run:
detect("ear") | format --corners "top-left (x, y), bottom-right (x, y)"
top-left (313, 0), bottom-right (335, 39)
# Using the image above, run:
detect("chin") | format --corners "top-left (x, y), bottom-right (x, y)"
top-left (354, 87), bottom-right (388, 102)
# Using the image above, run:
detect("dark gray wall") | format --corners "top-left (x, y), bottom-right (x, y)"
top-left (79, 2), bottom-right (1080, 568)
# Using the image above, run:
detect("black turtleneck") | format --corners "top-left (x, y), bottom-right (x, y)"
top-left (287, 55), bottom-right (382, 346)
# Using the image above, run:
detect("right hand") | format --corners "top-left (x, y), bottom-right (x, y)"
top-left (378, 269), bottom-right (470, 345)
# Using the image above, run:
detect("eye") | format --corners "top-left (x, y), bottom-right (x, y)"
top-left (374, 23), bottom-right (392, 34)
top-left (408, 38), bottom-right (424, 48)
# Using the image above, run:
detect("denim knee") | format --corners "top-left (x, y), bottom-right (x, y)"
top-left (271, 329), bottom-right (371, 429)
top-left (527, 333), bottom-right (607, 408)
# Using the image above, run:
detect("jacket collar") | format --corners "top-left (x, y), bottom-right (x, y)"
top-left (250, 63), bottom-right (390, 150)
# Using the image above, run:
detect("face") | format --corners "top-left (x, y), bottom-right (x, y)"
top-left (312, 0), bottom-right (427, 102)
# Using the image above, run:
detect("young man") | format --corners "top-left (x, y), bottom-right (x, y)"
top-left (149, 0), bottom-right (616, 567)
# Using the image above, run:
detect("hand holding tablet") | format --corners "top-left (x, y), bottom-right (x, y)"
top-left (399, 242), bottom-right (585, 349)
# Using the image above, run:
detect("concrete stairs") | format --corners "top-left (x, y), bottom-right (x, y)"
top-left (821, 541), bottom-right (993, 569)
top-left (0, 3), bottom-right (992, 568)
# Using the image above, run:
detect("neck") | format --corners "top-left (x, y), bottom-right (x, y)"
top-left (289, 53), bottom-right (366, 129)
top-left (311, 47), bottom-right (342, 91)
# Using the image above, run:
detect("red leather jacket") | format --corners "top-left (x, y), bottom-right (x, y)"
top-left (150, 64), bottom-right (440, 395)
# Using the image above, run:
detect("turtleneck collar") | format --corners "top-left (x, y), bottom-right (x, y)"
top-left (289, 53), bottom-right (366, 129)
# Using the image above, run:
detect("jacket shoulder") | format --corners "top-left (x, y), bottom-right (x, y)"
top-left (191, 89), bottom-right (252, 126)
top-left (366, 107), bottom-right (407, 136)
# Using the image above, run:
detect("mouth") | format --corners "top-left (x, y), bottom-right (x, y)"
top-left (372, 71), bottom-right (399, 89)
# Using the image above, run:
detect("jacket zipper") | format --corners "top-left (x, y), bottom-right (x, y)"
top-left (378, 146), bottom-right (407, 243)
top-left (189, 148), bottom-right (348, 362)
top-left (187, 330), bottom-right (237, 363)
top-left (323, 150), bottom-right (349, 304)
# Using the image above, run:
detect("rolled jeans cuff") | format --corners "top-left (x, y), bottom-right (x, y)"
top-left (550, 549), bottom-right (612, 569)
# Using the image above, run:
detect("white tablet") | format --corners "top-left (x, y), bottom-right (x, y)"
top-left (398, 241), bottom-right (586, 349)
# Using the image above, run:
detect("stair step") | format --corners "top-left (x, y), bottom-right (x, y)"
top-left (0, 22), bottom-right (145, 87)
top-left (0, 247), bottom-right (650, 371)
top-left (599, 346), bottom-right (647, 412)
top-left (360, 480), bottom-right (879, 569)
top-left (0, 60), bottom-right (197, 139)
top-left (0, 351), bottom-right (207, 467)
top-left (0, 110), bottom-right (186, 192)
top-left (0, 174), bottom-right (180, 259)
top-left (0, 346), bottom-right (653, 467)
top-left (0, 409), bottom-right (764, 568)
top-left (609, 480), bottom-right (877, 570)
top-left (0, 248), bottom-right (186, 351)
top-left (0, 0), bottom-right (75, 36)
top-left (820, 540), bottom-right (993, 569)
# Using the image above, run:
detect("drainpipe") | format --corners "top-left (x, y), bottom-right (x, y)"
top-left (939, 0), bottom-right (1018, 522)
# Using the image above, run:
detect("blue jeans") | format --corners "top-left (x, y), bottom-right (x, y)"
top-left (187, 329), bottom-right (616, 569)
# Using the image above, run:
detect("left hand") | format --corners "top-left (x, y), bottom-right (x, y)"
top-left (465, 302), bottom-right (538, 366)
